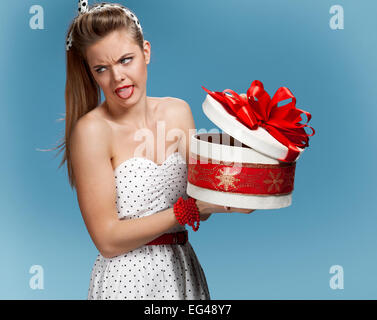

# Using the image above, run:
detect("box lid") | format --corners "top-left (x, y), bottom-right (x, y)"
top-left (201, 80), bottom-right (314, 162)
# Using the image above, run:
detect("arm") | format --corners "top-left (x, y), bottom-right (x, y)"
top-left (174, 98), bottom-right (212, 221)
top-left (70, 117), bottom-right (180, 259)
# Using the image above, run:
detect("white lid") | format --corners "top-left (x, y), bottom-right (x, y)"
top-left (202, 94), bottom-right (303, 161)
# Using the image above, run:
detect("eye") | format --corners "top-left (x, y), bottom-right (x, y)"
top-left (96, 67), bottom-right (105, 74)
top-left (95, 57), bottom-right (133, 74)
top-left (121, 57), bottom-right (133, 64)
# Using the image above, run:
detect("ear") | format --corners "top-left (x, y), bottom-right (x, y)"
top-left (143, 40), bottom-right (151, 64)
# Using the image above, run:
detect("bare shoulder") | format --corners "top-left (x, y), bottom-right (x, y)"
top-left (164, 96), bottom-right (191, 113)
top-left (156, 97), bottom-right (194, 126)
top-left (71, 112), bottom-right (112, 147)
top-left (70, 112), bottom-right (113, 168)
top-left (155, 97), bottom-right (196, 163)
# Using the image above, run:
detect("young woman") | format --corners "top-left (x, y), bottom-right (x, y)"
top-left (61, 1), bottom-right (253, 300)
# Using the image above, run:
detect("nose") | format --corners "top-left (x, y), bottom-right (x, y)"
top-left (111, 65), bottom-right (126, 83)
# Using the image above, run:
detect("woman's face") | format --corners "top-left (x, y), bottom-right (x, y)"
top-left (85, 28), bottom-right (151, 108)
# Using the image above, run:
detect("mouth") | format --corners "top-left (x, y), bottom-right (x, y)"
top-left (115, 85), bottom-right (134, 99)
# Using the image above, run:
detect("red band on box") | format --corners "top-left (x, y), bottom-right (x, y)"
top-left (188, 156), bottom-right (296, 195)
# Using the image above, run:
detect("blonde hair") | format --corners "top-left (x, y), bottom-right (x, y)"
top-left (48, 3), bottom-right (144, 190)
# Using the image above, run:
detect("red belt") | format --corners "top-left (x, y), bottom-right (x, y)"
top-left (145, 231), bottom-right (188, 245)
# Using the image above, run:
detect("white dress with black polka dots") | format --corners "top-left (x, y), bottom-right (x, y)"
top-left (87, 151), bottom-right (210, 300)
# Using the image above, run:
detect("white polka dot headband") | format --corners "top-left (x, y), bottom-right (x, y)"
top-left (66, 1), bottom-right (143, 51)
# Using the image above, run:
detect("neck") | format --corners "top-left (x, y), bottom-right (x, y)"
top-left (104, 94), bottom-right (150, 129)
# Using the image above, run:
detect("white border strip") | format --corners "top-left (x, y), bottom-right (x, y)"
top-left (187, 182), bottom-right (292, 210)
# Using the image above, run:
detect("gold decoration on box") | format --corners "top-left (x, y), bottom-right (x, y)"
top-left (188, 165), bottom-right (200, 183)
top-left (282, 169), bottom-right (295, 190)
top-left (263, 171), bottom-right (284, 192)
top-left (215, 167), bottom-right (241, 191)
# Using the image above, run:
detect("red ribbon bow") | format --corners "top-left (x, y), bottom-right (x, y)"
top-left (202, 80), bottom-right (315, 162)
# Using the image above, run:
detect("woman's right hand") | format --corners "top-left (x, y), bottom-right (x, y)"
top-left (195, 199), bottom-right (255, 215)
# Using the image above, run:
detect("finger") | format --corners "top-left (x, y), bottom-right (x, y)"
top-left (200, 213), bottom-right (211, 221)
top-left (233, 208), bottom-right (254, 214)
top-left (231, 207), bottom-right (247, 211)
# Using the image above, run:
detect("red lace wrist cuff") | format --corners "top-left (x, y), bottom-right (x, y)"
top-left (173, 196), bottom-right (200, 232)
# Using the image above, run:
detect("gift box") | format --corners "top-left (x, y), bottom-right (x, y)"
top-left (186, 80), bottom-right (315, 209)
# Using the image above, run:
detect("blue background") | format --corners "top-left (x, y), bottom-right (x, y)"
top-left (1, 0), bottom-right (376, 299)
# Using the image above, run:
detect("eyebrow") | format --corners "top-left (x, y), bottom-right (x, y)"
top-left (92, 53), bottom-right (134, 69)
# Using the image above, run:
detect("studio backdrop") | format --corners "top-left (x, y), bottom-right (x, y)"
top-left (1, 0), bottom-right (376, 299)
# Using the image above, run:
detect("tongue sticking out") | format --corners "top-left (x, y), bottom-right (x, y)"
top-left (116, 86), bottom-right (134, 99)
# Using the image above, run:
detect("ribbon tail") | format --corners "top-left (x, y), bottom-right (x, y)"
top-left (263, 125), bottom-right (301, 162)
